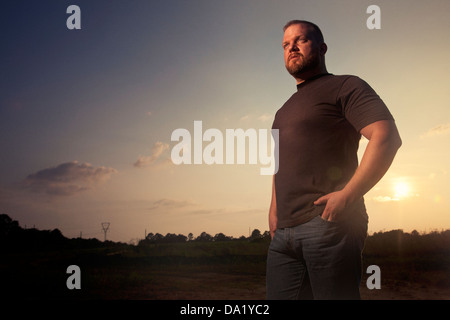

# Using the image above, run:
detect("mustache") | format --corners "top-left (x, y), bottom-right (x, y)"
top-left (289, 53), bottom-right (303, 61)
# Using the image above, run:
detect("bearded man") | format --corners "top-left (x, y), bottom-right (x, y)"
top-left (266, 20), bottom-right (402, 300)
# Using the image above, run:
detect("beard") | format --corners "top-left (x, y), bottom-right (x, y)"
top-left (285, 50), bottom-right (321, 78)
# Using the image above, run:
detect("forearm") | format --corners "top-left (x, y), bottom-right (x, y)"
top-left (314, 120), bottom-right (401, 221)
top-left (269, 175), bottom-right (277, 237)
top-left (342, 123), bottom-right (402, 204)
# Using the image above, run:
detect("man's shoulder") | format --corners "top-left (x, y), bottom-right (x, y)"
top-left (305, 74), bottom-right (366, 91)
top-left (325, 74), bottom-right (365, 84)
top-left (325, 74), bottom-right (375, 93)
top-left (299, 74), bottom-right (367, 97)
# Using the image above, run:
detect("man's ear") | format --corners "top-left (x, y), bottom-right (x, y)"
top-left (320, 43), bottom-right (328, 55)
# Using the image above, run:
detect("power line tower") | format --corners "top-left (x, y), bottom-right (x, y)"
top-left (101, 222), bottom-right (110, 241)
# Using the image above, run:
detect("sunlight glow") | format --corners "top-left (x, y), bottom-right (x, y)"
top-left (394, 181), bottom-right (410, 199)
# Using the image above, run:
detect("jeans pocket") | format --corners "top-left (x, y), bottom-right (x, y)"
top-left (318, 214), bottom-right (338, 224)
top-left (268, 228), bottom-right (283, 250)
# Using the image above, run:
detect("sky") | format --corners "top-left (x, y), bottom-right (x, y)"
top-left (1, 0), bottom-right (450, 243)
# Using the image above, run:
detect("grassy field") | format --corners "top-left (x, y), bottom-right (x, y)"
top-left (1, 212), bottom-right (449, 300)
top-left (2, 230), bottom-right (450, 300)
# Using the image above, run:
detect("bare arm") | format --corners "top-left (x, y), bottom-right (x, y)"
top-left (315, 119), bottom-right (402, 221)
top-left (269, 175), bottom-right (277, 238)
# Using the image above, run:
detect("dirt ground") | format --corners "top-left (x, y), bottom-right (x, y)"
top-left (359, 279), bottom-right (450, 300)
top-left (131, 270), bottom-right (450, 300)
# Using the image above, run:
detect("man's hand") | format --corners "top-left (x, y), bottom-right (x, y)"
top-left (314, 190), bottom-right (352, 222)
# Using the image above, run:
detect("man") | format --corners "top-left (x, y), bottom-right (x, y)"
top-left (266, 20), bottom-right (402, 300)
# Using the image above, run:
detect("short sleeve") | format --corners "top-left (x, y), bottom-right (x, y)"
top-left (337, 76), bottom-right (394, 132)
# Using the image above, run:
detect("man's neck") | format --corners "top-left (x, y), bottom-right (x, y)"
top-left (295, 67), bottom-right (328, 85)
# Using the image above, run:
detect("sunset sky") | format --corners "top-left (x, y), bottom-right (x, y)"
top-left (1, 0), bottom-right (449, 243)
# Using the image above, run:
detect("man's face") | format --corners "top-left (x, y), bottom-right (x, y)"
top-left (283, 23), bottom-right (322, 78)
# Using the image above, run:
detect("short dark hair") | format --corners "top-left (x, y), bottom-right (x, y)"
top-left (283, 20), bottom-right (324, 44)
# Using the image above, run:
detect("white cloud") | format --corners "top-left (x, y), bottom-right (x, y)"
top-left (372, 196), bottom-right (398, 202)
top-left (148, 198), bottom-right (197, 210)
top-left (22, 161), bottom-right (117, 196)
top-left (134, 141), bottom-right (169, 168)
top-left (257, 113), bottom-right (273, 122)
top-left (240, 114), bottom-right (250, 121)
top-left (421, 122), bottom-right (450, 138)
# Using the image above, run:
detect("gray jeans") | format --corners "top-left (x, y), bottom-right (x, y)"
top-left (266, 215), bottom-right (367, 300)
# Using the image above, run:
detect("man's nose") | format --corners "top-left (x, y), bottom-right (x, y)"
top-left (288, 43), bottom-right (299, 52)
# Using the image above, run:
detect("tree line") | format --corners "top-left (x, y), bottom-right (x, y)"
top-left (2, 213), bottom-right (449, 254)
top-left (141, 229), bottom-right (270, 244)
top-left (0, 213), bottom-right (270, 249)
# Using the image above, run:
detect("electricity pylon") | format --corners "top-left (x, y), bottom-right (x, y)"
top-left (101, 222), bottom-right (110, 241)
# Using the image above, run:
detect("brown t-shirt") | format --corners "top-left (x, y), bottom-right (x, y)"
top-left (272, 73), bottom-right (394, 228)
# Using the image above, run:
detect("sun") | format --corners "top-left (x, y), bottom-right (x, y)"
top-left (394, 181), bottom-right (410, 198)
